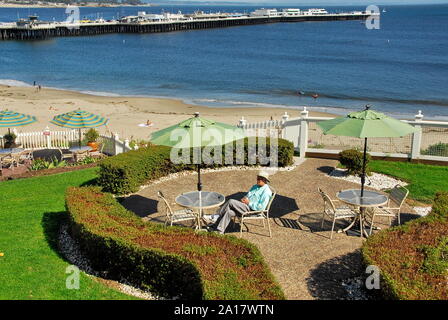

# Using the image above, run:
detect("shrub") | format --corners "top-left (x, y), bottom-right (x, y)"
top-left (29, 157), bottom-right (67, 171)
top-left (98, 138), bottom-right (294, 195)
top-left (421, 142), bottom-right (448, 157)
top-left (84, 128), bottom-right (99, 143)
top-left (362, 191), bottom-right (448, 300)
top-left (3, 132), bottom-right (17, 148)
top-left (65, 186), bottom-right (285, 300)
top-left (339, 149), bottom-right (371, 176)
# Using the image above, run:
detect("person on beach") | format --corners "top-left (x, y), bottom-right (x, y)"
top-left (207, 171), bottom-right (272, 234)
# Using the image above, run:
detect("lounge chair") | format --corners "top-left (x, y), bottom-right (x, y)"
top-left (318, 187), bottom-right (358, 239)
top-left (157, 191), bottom-right (198, 227)
top-left (233, 187), bottom-right (276, 238)
top-left (366, 185), bottom-right (409, 235)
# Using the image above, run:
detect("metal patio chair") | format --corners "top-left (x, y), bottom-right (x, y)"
top-left (157, 191), bottom-right (198, 228)
top-left (318, 187), bottom-right (358, 239)
top-left (366, 185), bottom-right (409, 235)
top-left (234, 187), bottom-right (276, 238)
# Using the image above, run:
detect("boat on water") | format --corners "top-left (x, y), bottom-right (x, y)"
top-left (382, 8), bottom-right (387, 13)
top-left (298, 90), bottom-right (305, 96)
top-left (312, 93), bottom-right (319, 99)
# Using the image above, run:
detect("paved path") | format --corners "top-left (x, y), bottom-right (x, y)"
top-left (122, 158), bottom-right (418, 300)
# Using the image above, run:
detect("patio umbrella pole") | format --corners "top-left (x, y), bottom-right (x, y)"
top-left (78, 129), bottom-right (81, 148)
top-left (361, 137), bottom-right (368, 198)
top-left (197, 164), bottom-right (202, 192)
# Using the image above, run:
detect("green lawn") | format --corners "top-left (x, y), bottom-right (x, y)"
top-left (370, 160), bottom-right (448, 204)
top-left (0, 168), bottom-right (135, 299)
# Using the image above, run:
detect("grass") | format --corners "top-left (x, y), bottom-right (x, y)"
top-left (0, 168), bottom-right (135, 299)
top-left (369, 160), bottom-right (448, 204)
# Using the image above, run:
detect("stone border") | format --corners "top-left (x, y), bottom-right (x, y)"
top-left (119, 159), bottom-right (303, 198)
top-left (58, 222), bottom-right (161, 300)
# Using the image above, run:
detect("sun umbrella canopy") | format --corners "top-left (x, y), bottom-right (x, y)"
top-left (317, 108), bottom-right (418, 138)
top-left (50, 109), bottom-right (108, 129)
top-left (150, 112), bottom-right (246, 193)
top-left (0, 110), bottom-right (37, 127)
top-left (317, 105), bottom-right (418, 198)
top-left (150, 113), bottom-right (246, 149)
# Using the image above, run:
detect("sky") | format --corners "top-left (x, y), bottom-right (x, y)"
top-left (149, 0), bottom-right (448, 4)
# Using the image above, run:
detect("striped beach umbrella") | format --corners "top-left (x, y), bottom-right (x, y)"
top-left (50, 109), bottom-right (108, 147)
top-left (0, 110), bottom-right (37, 134)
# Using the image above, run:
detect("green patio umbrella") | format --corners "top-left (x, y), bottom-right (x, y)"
top-left (150, 112), bottom-right (246, 192)
top-left (317, 105), bottom-right (418, 196)
top-left (50, 109), bottom-right (108, 147)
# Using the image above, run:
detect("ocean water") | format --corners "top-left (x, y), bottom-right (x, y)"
top-left (0, 4), bottom-right (447, 119)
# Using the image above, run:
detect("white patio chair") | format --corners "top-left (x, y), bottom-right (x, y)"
top-left (318, 188), bottom-right (358, 240)
top-left (74, 149), bottom-right (90, 162)
top-left (366, 185), bottom-right (409, 235)
top-left (157, 191), bottom-right (198, 227)
top-left (0, 153), bottom-right (17, 171)
top-left (89, 142), bottom-right (106, 159)
top-left (18, 149), bottom-right (33, 164)
top-left (234, 187), bottom-right (276, 238)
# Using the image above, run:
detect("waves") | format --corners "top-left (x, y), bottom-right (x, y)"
top-left (0, 79), bottom-right (32, 87)
top-left (237, 88), bottom-right (448, 108)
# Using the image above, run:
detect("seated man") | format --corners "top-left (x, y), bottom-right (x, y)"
top-left (208, 171), bottom-right (272, 234)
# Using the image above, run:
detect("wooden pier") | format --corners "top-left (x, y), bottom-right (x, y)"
top-left (0, 13), bottom-right (374, 41)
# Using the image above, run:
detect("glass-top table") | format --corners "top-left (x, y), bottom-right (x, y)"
top-left (336, 189), bottom-right (388, 208)
top-left (0, 148), bottom-right (24, 155)
top-left (336, 189), bottom-right (388, 238)
top-left (68, 146), bottom-right (92, 153)
top-left (176, 191), bottom-right (225, 230)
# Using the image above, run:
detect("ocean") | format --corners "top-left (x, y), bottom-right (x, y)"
top-left (0, 4), bottom-right (447, 119)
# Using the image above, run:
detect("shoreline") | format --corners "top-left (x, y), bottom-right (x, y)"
top-left (0, 84), bottom-right (335, 141)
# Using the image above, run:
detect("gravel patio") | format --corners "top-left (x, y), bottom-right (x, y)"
top-left (121, 158), bottom-right (419, 300)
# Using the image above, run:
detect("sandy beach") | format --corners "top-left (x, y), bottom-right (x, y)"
top-left (0, 84), bottom-right (333, 141)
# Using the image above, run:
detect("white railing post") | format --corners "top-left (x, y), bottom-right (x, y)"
top-left (113, 133), bottom-right (121, 155)
top-left (281, 112), bottom-right (289, 139)
top-left (411, 110), bottom-right (423, 160)
top-left (44, 126), bottom-right (51, 148)
top-left (299, 107), bottom-right (309, 158)
top-left (239, 116), bottom-right (247, 128)
top-left (12, 128), bottom-right (19, 145)
top-left (124, 138), bottom-right (131, 151)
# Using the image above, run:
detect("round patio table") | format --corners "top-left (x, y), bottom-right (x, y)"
top-left (336, 189), bottom-right (388, 237)
top-left (0, 148), bottom-right (24, 154)
top-left (68, 146), bottom-right (92, 153)
top-left (176, 191), bottom-right (225, 230)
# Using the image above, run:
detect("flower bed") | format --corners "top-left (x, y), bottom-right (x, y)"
top-left (66, 186), bottom-right (285, 300)
top-left (362, 192), bottom-right (448, 300)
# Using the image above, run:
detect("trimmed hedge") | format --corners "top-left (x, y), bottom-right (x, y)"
top-left (362, 191), bottom-right (448, 300)
top-left (66, 186), bottom-right (285, 300)
top-left (98, 138), bottom-right (294, 195)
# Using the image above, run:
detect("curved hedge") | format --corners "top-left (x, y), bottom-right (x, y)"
top-left (98, 138), bottom-right (294, 195)
top-left (362, 192), bottom-right (448, 300)
top-left (66, 186), bottom-right (285, 300)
